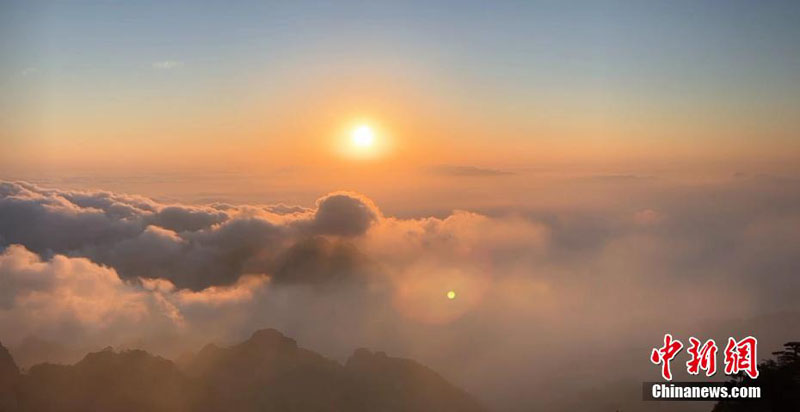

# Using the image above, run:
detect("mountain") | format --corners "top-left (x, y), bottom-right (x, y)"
top-left (15, 347), bottom-right (193, 412)
top-left (0, 342), bottom-right (20, 412)
top-left (345, 348), bottom-right (485, 412)
top-left (0, 329), bottom-right (485, 412)
top-left (186, 329), bottom-right (354, 411)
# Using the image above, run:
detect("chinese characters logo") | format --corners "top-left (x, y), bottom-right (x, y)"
top-left (650, 334), bottom-right (758, 380)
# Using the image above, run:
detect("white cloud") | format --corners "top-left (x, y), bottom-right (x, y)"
top-left (151, 60), bottom-right (183, 70)
top-left (20, 67), bottom-right (39, 76)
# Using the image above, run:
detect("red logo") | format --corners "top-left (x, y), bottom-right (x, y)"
top-left (724, 336), bottom-right (759, 379)
top-left (651, 333), bottom-right (684, 380)
top-left (650, 334), bottom-right (758, 380)
top-left (686, 337), bottom-right (718, 376)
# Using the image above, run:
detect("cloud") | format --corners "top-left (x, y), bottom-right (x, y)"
top-left (151, 60), bottom-right (183, 70)
top-left (0, 242), bottom-right (279, 356)
top-left (1, 178), bottom-right (800, 411)
top-left (0, 245), bottom-right (175, 343)
top-left (0, 183), bottom-right (387, 290)
top-left (20, 67), bottom-right (39, 76)
top-left (0, 182), bottom-right (310, 290)
top-left (633, 208), bottom-right (663, 226)
top-left (428, 165), bottom-right (513, 177)
top-left (150, 206), bottom-right (228, 232)
top-left (310, 192), bottom-right (380, 236)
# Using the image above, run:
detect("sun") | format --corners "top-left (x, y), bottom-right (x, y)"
top-left (338, 121), bottom-right (389, 159)
top-left (351, 125), bottom-right (375, 148)
top-left (446, 290), bottom-right (456, 300)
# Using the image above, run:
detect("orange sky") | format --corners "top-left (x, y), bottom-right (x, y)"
top-left (2, 1), bottom-right (799, 208)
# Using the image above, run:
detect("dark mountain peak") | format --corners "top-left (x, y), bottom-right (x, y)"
top-left (345, 347), bottom-right (486, 412)
top-left (71, 348), bottom-right (180, 382)
top-left (195, 343), bottom-right (220, 358)
top-left (346, 347), bottom-right (419, 374)
top-left (19, 347), bottom-right (191, 412)
top-left (243, 328), bottom-right (297, 350)
top-left (0, 341), bottom-right (21, 412)
top-left (185, 329), bottom-right (305, 382)
top-left (349, 347), bottom-right (387, 362)
top-left (0, 340), bottom-right (20, 382)
top-left (347, 347), bottom-right (391, 372)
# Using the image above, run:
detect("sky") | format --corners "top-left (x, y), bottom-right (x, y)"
top-left (2, 0), bottom-right (800, 197)
top-left (1, 2), bottom-right (800, 411)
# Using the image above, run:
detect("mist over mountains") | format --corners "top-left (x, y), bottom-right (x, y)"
top-left (0, 328), bottom-right (484, 412)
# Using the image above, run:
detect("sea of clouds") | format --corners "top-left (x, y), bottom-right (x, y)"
top-left (1, 177), bottom-right (799, 412)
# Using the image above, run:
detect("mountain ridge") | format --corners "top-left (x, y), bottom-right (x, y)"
top-left (0, 329), bottom-right (485, 412)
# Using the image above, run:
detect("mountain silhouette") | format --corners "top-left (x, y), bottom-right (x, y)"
top-left (15, 347), bottom-right (193, 412)
top-left (0, 342), bottom-right (20, 412)
top-left (186, 329), bottom-right (354, 411)
top-left (345, 347), bottom-right (485, 412)
top-left (0, 329), bottom-right (485, 412)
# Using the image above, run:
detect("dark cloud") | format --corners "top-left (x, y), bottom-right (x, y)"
top-left (310, 192), bottom-right (380, 237)
top-left (0, 182), bottom-right (379, 291)
top-left (583, 174), bottom-right (653, 181)
top-left (149, 206), bottom-right (228, 232)
top-left (265, 203), bottom-right (312, 215)
top-left (0, 184), bottom-right (143, 255)
top-left (270, 237), bottom-right (372, 285)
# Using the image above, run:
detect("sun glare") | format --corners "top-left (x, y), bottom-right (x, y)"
top-left (447, 290), bottom-right (456, 300)
top-left (351, 125), bottom-right (375, 148)
top-left (339, 121), bottom-right (390, 159)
